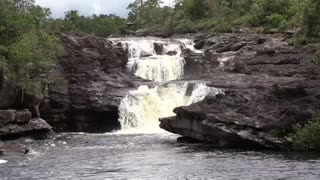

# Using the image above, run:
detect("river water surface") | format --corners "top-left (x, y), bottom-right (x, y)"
top-left (1, 133), bottom-right (320, 180)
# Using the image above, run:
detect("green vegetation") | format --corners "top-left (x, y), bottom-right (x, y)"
top-left (127, 0), bottom-right (320, 38)
top-left (0, 0), bottom-right (63, 95)
top-left (0, 1), bottom-right (126, 95)
top-left (57, 10), bottom-right (127, 37)
top-left (291, 117), bottom-right (320, 152)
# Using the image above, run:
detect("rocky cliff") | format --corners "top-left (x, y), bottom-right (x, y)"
top-left (160, 33), bottom-right (320, 149)
top-left (40, 33), bottom-right (152, 132)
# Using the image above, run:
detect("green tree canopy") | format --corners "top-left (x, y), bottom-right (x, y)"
top-left (0, 0), bottom-right (62, 95)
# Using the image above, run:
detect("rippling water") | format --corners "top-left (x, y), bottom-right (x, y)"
top-left (1, 133), bottom-right (320, 180)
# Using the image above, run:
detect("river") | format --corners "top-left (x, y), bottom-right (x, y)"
top-left (1, 133), bottom-right (320, 180)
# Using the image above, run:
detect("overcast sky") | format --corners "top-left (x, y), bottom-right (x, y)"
top-left (35, 0), bottom-right (174, 18)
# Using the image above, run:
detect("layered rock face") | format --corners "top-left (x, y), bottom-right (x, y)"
top-left (40, 33), bottom-right (152, 132)
top-left (160, 34), bottom-right (320, 149)
top-left (0, 71), bottom-right (53, 141)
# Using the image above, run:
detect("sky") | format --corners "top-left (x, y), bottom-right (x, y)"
top-left (35, 0), bottom-right (175, 18)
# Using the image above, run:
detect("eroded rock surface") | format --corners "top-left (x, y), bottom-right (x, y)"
top-left (160, 33), bottom-right (320, 149)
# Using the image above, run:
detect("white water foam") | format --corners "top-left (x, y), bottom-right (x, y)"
top-left (110, 38), bottom-right (193, 82)
top-left (0, 159), bottom-right (8, 164)
top-left (118, 82), bottom-right (222, 133)
top-left (127, 55), bottom-right (185, 82)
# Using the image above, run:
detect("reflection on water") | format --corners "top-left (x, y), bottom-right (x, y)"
top-left (1, 133), bottom-right (320, 180)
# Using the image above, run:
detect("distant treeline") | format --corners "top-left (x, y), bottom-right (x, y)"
top-left (127, 0), bottom-right (320, 41)
top-left (50, 10), bottom-right (127, 37)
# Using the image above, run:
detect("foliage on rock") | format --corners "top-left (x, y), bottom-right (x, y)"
top-left (291, 117), bottom-right (320, 152)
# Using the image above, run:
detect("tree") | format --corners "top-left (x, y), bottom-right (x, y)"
top-left (127, 0), bottom-right (165, 28)
top-left (182, 0), bottom-right (207, 20)
top-left (0, 0), bottom-right (63, 95)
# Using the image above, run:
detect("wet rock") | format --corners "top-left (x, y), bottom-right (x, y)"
top-left (177, 136), bottom-right (202, 144)
top-left (140, 50), bottom-right (153, 57)
top-left (154, 42), bottom-right (163, 55)
top-left (194, 40), bottom-right (205, 49)
top-left (0, 118), bottom-right (53, 140)
top-left (14, 110), bottom-right (32, 124)
top-left (181, 49), bottom-right (220, 78)
top-left (194, 37), bottom-right (221, 50)
top-left (167, 51), bottom-right (177, 56)
top-left (0, 110), bottom-right (15, 126)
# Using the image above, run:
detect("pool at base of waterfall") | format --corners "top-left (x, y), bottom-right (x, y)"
top-left (1, 133), bottom-right (320, 180)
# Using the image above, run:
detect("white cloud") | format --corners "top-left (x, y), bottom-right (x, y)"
top-left (35, 0), bottom-right (174, 18)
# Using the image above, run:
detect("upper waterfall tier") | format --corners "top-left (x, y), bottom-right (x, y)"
top-left (110, 37), bottom-right (199, 82)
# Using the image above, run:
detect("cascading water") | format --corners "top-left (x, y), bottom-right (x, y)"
top-left (109, 37), bottom-right (221, 133)
top-left (126, 55), bottom-right (185, 82)
top-left (111, 37), bottom-right (187, 82)
top-left (118, 82), bottom-right (222, 133)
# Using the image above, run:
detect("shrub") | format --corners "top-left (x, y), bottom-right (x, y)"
top-left (291, 117), bottom-right (320, 151)
top-left (265, 13), bottom-right (288, 31)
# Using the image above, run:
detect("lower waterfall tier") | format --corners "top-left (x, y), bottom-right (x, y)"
top-left (118, 82), bottom-right (222, 133)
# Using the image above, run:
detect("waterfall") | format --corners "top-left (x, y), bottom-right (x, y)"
top-left (110, 37), bottom-right (189, 82)
top-left (118, 82), bottom-right (221, 133)
top-left (108, 37), bottom-right (222, 133)
top-left (127, 56), bottom-right (185, 82)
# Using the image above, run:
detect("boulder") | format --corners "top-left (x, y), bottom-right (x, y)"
top-left (0, 118), bottom-right (53, 140)
top-left (167, 51), bottom-right (177, 56)
top-left (0, 110), bottom-right (15, 126)
top-left (154, 42), bottom-right (164, 55)
top-left (0, 109), bottom-right (33, 126)
top-left (140, 50), bottom-right (153, 57)
top-left (14, 110), bottom-right (32, 124)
